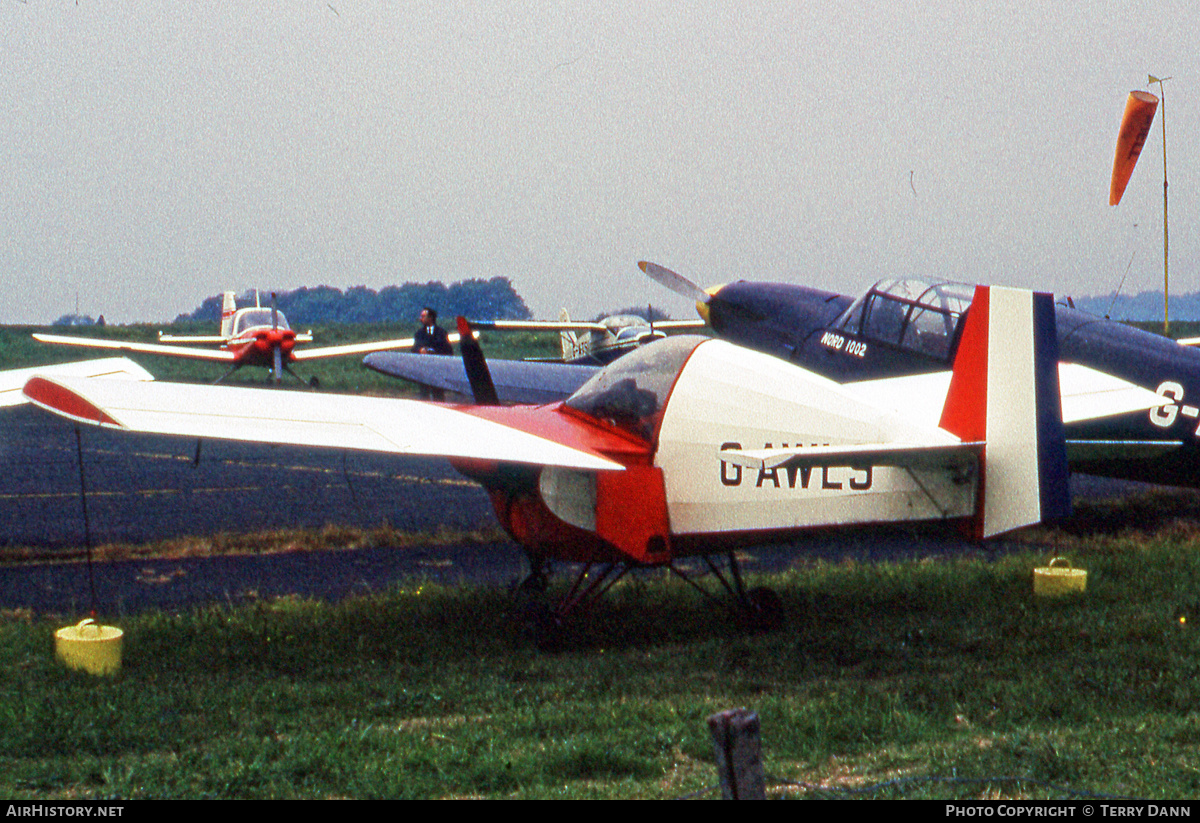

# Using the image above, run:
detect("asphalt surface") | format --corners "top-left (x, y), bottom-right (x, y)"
top-left (0, 403), bottom-right (1168, 617)
top-left (0, 404), bottom-right (494, 548)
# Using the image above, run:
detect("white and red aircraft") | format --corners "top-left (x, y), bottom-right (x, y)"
top-left (23, 286), bottom-right (1150, 633)
top-left (33, 292), bottom-right (454, 385)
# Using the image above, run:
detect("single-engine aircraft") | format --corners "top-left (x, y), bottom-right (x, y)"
top-left (33, 291), bottom-right (457, 386)
top-left (22, 286), bottom-right (1160, 635)
top-left (1, 357), bottom-right (153, 408)
top-left (633, 261), bottom-right (1200, 488)
top-left (470, 308), bottom-right (705, 365)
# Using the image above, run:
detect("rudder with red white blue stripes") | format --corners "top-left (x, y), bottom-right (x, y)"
top-left (939, 286), bottom-right (1069, 538)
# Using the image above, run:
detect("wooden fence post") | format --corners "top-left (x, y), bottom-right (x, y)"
top-left (707, 708), bottom-right (766, 799)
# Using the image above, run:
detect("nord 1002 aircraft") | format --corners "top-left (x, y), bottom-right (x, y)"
top-left (635, 261), bottom-right (1200, 488)
top-left (33, 292), bottom-right (455, 386)
top-left (22, 286), bottom-right (1163, 634)
top-left (469, 308), bottom-right (706, 365)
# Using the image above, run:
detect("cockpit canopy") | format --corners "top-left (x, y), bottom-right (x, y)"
top-left (232, 308), bottom-right (291, 336)
top-left (565, 335), bottom-right (705, 440)
top-left (832, 278), bottom-right (975, 361)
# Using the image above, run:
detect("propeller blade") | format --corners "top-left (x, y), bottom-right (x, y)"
top-left (273, 346), bottom-right (283, 385)
top-left (638, 261), bottom-right (712, 304)
top-left (271, 292), bottom-right (279, 329)
top-left (455, 317), bottom-right (499, 405)
top-left (1110, 90), bottom-right (1159, 206)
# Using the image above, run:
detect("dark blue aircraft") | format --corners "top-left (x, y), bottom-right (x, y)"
top-left (364, 262), bottom-right (1195, 488)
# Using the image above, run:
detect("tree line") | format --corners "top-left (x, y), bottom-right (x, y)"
top-left (174, 277), bottom-right (532, 324)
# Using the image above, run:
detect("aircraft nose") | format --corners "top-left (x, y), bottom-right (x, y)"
top-left (697, 285), bottom-right (724, 325)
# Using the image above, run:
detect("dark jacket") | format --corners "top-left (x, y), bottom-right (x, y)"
top-left (412, 324), bottom-right (454, 355)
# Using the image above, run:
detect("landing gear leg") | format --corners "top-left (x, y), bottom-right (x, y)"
top-left (671, 552), bottom-right (785, 632)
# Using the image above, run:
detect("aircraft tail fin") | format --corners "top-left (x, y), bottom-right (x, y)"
top-left (558, 308), bottom-right (585, 362)
top-left (219, 292), bottom-right (237, 339)
top-left (939, 286), bottom-right (1069, 538)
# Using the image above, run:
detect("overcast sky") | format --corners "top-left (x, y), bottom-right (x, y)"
top-left (1, 1), bottom-right (1195, 324)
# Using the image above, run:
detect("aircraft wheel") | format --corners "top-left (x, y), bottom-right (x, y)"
top-left (745, 586), bottom-right (785, 632)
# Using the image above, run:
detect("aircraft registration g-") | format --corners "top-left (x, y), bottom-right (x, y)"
top-left (469, 308), bottom-right (706, 365)
top-left (33, 291), bottom-right (458, 385)
top-left (23, 285), bottom-right (1158, 631)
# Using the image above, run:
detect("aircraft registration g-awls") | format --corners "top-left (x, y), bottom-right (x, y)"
top-left (23, 286), bottom-right (1114, 634)
top-left (32, 291), bottom-right (457, 386)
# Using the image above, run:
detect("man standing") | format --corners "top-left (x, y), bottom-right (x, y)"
top-left (413, 307), bottom-right (454, 356)
top-left (412, 307), bottom-right (453, 399)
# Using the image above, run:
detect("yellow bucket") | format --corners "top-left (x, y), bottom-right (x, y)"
top-left (1033, 557), bottom-right (1087, 597)
top-left (55, 618), bottom-right (123, 676)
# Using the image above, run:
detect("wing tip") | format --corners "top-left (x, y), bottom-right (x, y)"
top-left (23, 377), bottom-right (123, 428)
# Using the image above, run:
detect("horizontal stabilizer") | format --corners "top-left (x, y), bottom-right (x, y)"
top-left (720, 440), bottom-right (983, 473)
top-left (158, 334), bottom-right (231, 343)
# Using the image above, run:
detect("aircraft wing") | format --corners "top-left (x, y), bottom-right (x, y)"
top-left (363, 351), bottom-right (597, 404)
top-left (33, 332), bottom-right (238, 362)
top-left (845, 363), bottom-right (1167, 428)
top-left (468, 318), bottom-right (706, 332)
top-left (0, 357), bottom-right (154, 408)
top-left (22, 375), bottom-right (623, 471)
top-left (468, 320), bottom-right (609, 332)
top-left (157, 334), bottom-right (230, 343)
top-left (644, 320), bottom-right (708, 330)
top-left (1066, 440), bottom-right (1181, 463)
top-left (289, 333), bottom-right (464, 362)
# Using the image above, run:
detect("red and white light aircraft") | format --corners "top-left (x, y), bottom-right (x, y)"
top-left (24, 286), bottom-right (1144, 633)
top-left (34, 292), bottom-right (453, 385)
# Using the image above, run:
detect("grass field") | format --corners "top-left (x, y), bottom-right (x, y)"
top-left (3, 321), bottom-right (1200, 799)
top-left (3, 488), bottom-right (1200, 800)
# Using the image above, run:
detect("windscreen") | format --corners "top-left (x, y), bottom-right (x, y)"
top-left (833, 279), bottom-right (974, 361)
top-left (565, 335), bottom-right (706, 439)
top-left (233, 309), bottom-right (289, 334)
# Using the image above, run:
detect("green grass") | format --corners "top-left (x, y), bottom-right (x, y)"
top-left (3, 493), bottom-right (1200, 799)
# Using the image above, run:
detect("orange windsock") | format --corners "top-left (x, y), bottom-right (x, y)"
top-left (1110, 90), bottom-right (1159, 205)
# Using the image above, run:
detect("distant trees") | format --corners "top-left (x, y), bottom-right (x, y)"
top-left (52, 314), bottom-right (98, 327)
top-left (176, 277), bottom-right (532, 324)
